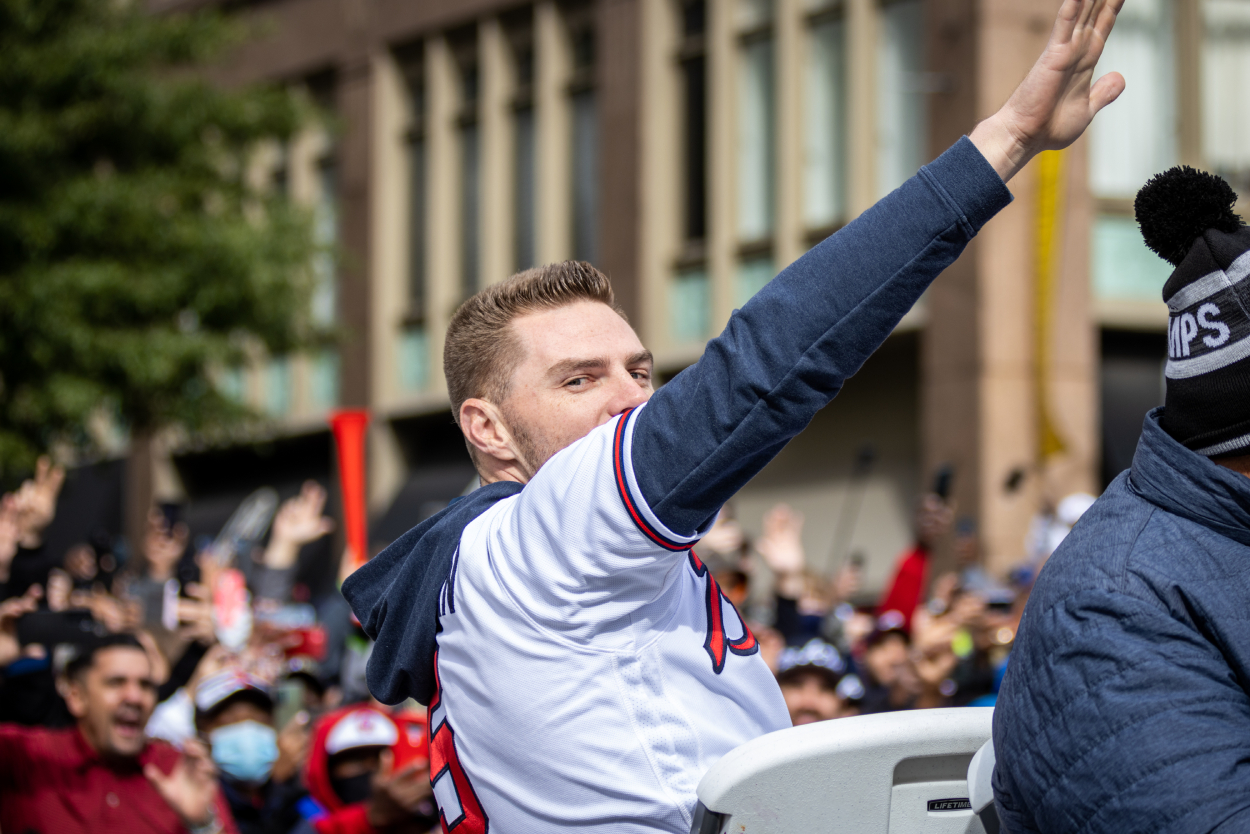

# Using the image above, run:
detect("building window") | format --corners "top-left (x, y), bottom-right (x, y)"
top-left (312, 155), bottom-right (338, 327)
top-left (680, 0), bottom-right (708, 243)
top-left (266, 356), bottom-right (292, 417)
top-left (1089, 0), bottom-right (1175, 301)
top-left (511, 29), bottom-right (537, 272)
top-left (569, 11), bottom-right (598, 264)
top-left (311, 349), bottom-right (339, 408)
top-left (804, 9), bottom-right (847, 230)
top-left (1203, 0), bottom-right (1250, 195)
top-left (735, 255), bottom-right (773, 307)
top-left (1089, 0), bottom-right (1175, 199)
top-left (455, 35), bottom-right (481, 300)
top-left (672, 267), bottom-right (711, 342)
top-left (1092, 215), bottom-right (1172, 301)
top-left (738, 0), bottom-right (775, 243)
top-left (876, 0), bottom-right (926, 197)
top-left (399, 326), bottom-right (429, 392)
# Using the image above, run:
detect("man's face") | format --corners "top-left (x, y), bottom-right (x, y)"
top-left (864, 634), bottom-right (910, 687)
top-left (497, 300), bottom-right (654, 475)
top-left (780, 671), bottom-right (843, 725)
top-left (64, 646), bottom-right (157, 759)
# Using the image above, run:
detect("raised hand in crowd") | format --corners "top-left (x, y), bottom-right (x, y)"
top-left (914, 494), bottom-right (953, 551)
top-left (9, 456), bottom-right (66, 550)
top-left (0, 585), bottom-right (42, 668)
top-left (367, 747), bottom-right (436, 830)
top-left (0, 496), bottom-right (20, 584)
top-left (144, 738), bottom-right (224, 833)
top-left (264, 481), bottom-right (335, 571)
top-left (756, 503), bottom-right (807, 599)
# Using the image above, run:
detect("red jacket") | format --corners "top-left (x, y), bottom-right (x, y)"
top-left (877, 544), bottom-right (930, 633)
top-left (303, 705), bottom-right (429, 834)
top-left (0, 723), bottom-right (238, 834)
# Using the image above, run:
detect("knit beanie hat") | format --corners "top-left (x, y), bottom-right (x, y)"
top-left (1135, 167), bottom-right (1250, 457)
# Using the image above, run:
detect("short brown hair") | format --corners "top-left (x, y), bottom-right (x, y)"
top-left (444, 261), bottom-right (626, 426)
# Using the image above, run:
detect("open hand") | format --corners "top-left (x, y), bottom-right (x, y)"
top-left (970, 0), bottom-right (1125, 181)
top-left (0, 585), bottom-right (42, 668)
top-left (756, 504), bottom-right (806, 599)
top-left (144, 738), bottom-right (220, 830)
top-left (265, 481), bottom-right (335, 570)
top-left (11, 457), bottom-right (65, 549)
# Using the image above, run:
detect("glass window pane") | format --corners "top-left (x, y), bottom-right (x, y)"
top-left (1203, 0), bottom-right (1250, 193)
top-left (738, 36), bottom-right (775, 241)
top-left (672, 269), bottom-right (711, 342)
top-left (266, 357), bottom-right (292, 417)
top-left (804, 16), bottom-right (847, 228)
top-left (311, 349), bottom-right (339, 409)
top-left (1089, 0), bottom-right (1174, 197)
top-left (572, 90), bottom-right (599, 263)
top-left (1092, 215), bottom-right (1173, 301)
top-left (312, 158), bottom-right (337, 325)
top-left (461, 122), bottom-right (480, 299)
top-left (876, 0), bottom-right (925, 197)
top-left (514, 105), bottom-right (537, 271)
top-left (735, 256), bottom-right (774, 307)
top-left (219, 366), bottom-right (246, 403)
top-left (399, 326), bottom-right (429, 392)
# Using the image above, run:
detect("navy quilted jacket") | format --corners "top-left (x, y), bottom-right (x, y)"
top-left (993, 407), bottom-right (1250, 833)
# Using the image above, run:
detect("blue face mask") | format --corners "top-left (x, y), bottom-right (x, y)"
top-left (209, 720), bottom-right (279, 785)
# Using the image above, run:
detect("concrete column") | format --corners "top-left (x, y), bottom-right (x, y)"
top-left (426, 36), bottom-right (458, 400)
top-left (1176, 0), bottom-right (1203, 168)
top-left (774, 0), bottom-right (805, 269)
top-left (480, 18), bottom-right (514, 286)
top-left (922, 0), bottom-right (1097, 576)
top-left (368, 49), bottom-right (410, 510)
top-left (597, 0), bottom-right (646, 323)
top-left (638, 0), bottom-right (680, 351)
top-left (845, 0), bottom-right (877, 216)
top-left (336, 59), bottom-right (374, 408)
top-left (536, 1), bottom-right (572, 263)
top-left (707, 0), bottom-right (737, 328)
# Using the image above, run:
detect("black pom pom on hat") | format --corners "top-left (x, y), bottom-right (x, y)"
top-left (1134, 166), bottom-right (1243, 267)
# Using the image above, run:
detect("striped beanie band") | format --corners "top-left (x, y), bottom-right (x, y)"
top-left (1136, 167), bottom-right (1250, 457)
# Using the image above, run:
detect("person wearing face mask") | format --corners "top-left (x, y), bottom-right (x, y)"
top-left (195, 670), bottom-right (310, 834)
top-left (298, 705), bottom-right (438, 834)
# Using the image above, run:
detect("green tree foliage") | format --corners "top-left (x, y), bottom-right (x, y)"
top-left (0, 0), bottom-right (324, 476)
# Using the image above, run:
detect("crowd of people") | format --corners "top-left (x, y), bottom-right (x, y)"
top-left (0, 452), bottom-right (1089, 833)
top-left (0, 460), bottom-right (440, 834)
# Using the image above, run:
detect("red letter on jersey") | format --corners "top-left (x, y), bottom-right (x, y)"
top-left (689, 551), bottom-right (758, 674)
top-left (428, 650), bottom-right (489, 833)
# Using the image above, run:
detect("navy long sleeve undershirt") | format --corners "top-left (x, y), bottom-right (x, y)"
top-left (632, 136), bottom-right (1012, 537)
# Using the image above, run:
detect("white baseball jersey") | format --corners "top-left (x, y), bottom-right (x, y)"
top-left (426, 404), bottom-right (791, 833)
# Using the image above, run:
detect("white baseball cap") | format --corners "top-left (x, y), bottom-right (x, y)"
top-left (325, 709), bottom-right (399, 756)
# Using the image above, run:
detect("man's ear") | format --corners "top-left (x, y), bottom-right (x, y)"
top-left (459, 399), bottom-right (520, 464)
top-left (61, 675), bottom-right (87, 719)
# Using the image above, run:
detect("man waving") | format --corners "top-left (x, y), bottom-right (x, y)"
top-left (344, 1), bottom-right (1125, 830)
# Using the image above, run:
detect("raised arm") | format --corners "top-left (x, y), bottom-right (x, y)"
top-left (627, 0), bottom-right (1124, 539)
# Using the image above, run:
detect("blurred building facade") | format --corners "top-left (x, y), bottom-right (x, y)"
top-left (148, 0), bottom-right (1250, 589)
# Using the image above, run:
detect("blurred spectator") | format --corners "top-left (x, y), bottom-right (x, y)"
top-left (857, 622), bottom-right (918, 714)
top-left (194, 669), bottom-right (310, 834)
top-left (877, 493), bottom-right (952, 633)
top-left (756, 504), bottom-right (860, 649)
top-left (300, 706), bottom-right (438, 834)
top-left (0, 632), bottom-right (237, 833)
top-left (776, 639), bottom-right (861, 725)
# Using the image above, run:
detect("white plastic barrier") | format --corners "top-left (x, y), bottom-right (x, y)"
top-left (690, 707), bottom-right (996, 834)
